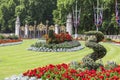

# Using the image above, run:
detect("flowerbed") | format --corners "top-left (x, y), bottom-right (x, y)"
top-left (0, 34), bottom-right (22, 44)
top-left (21, 62), bottom-right (120, 80)
top-left (28, 40), bottom-right (84, 52)
top-left (0, 41), bottom-right (22, 47)
top-left (28, 30), bottom-right (84, 52)
top-left (0, 39), bottom-right (22, 44)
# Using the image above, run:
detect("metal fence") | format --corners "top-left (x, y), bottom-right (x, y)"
top-left (1, 33), bottom-right (120, 40)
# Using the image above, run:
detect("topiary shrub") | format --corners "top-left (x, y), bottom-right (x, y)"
top-left (84, 31), bottom-right (104, 43)
top-left (82, 31), bottom-right (107, 70)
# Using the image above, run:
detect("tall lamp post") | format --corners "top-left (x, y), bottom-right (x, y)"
top-left (34, 20), bottom-right (37, 38)
top-left (37, 23), bottom-right (43, 38)
top-left (73, 0), bottom-right (81, 39)
top-left (29, 25), bottom-right (34, 38)
top-left (46, 20), bottom-right (49, 34)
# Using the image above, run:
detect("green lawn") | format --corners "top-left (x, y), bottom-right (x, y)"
top-left (0, 39), bottom-right (120, 79)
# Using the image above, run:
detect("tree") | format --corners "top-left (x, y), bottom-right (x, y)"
top-left (53, 0), bottom-right (119, 34)
top-left (0, 0), bottom-right (57, 33)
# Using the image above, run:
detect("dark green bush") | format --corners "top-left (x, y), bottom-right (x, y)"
top-left (105, 38), bottom-right (112, 41)
top-left (7, 35), bottom-right (19, 40)
top-left (48, 30), bottom-right (55, 39)
top-left (47, 30), bottom-right (57, 44)
top-left (82, 31), bottom-right (107, 70)
top-left (0, 35), bottom-right (5, 39)
top-left (85, 31), bottom-right (104, 43)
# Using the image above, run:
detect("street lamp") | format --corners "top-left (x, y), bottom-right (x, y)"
top-left (20, 26), bottom-right (25, 38)
top-left (29, 25), bottom-right (34, 38)
top-left (37, 22), bottom-right (43, 38)
top-left (34, 20), bottom-right (37, 38)
top-left (46, 20), bottom-right (49, 34)
top-left (49, 25), bottom-right (55, 31)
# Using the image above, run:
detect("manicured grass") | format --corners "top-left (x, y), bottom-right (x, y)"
top-left (0, 39), bottom-right (120, 79)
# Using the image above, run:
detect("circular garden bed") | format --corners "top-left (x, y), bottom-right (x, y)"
top-left (28, 40), bottom-right (84, 52)
top-left (28, 30), bottom-right (84, 52)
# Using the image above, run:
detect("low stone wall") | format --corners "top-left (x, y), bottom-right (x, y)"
top-left (72, 34), bottom-right (120, 40)
top-left (104, 35), bottom-right (120, 40)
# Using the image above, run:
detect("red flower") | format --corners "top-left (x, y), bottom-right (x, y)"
top-left (100, 66), bottom-right (106, 72)
top-left (76, 72), bottom-right (85, 77)
top-left (106, 73), bottom-right (110, 77)
top-left (47, 74), bottom-right (51, 78)
top-left (61, 63), bottom-right (69, 69)
top-left (99, 75), bottom-right (104, 79)
top-left (35, 74), bottom-right (41, 78)
top-left (23, 64), bottom-right (120, 79)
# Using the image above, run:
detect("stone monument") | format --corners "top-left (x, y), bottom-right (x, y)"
top-left (24, 24), bottom-right (29, 38)
top-left (66, 13), bottom-right (72, 35)
top-left (55, 24), bottom-right (59, 34)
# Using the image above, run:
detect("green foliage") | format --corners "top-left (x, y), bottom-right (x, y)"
top-left (82, 31), bottom-right (107, 70)
top-left (105, 38), bottom-right (112, 42)
top-left (0, 0), bottom-right (119, 34)
top-left (82, 56), bottom-right (103, 70)
top-left (0, 35), bottom-right (5, 39)
top-left (105, 61), bottom-right (118, 70)
top-left (53, 0), bottom-right (120, 34)
top-left (47, 30), bottom-right (56, 44)
top-left (85, 31), bottom-right (104, 43)
top-left (48, 30), bottom-right (55, 39)
top-left (7, 35), bottom-right (19, 40)
top-left (0, 0), bottom-right (57, 33)
top-left (0, 34), bottom-right (19, 40)
top-left (31, 40), bottom-right (81, 49)
top-left (53, 0), bottom-right (76, 24)
top-left (47, 30), bottom-right (73, 44)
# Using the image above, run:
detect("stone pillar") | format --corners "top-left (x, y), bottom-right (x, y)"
top-left (15, 16), bottom-right (20, 37)
top-left (66, 13), bottom-right (73, 35)
top-left (55, 24), bottom-right (59, 34)
top-left (24, 24), bottom-right (28, 38)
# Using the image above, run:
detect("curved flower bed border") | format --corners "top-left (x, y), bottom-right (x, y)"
top-left (28, 40), bottom-right (84, 52)
top-left (28, 45), bottom-right (84, 52)
top-left (0, 39), bottom-right (22, 47)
